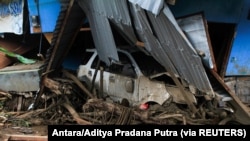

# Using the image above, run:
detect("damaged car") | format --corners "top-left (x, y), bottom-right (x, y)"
top-left (77, 47), bottom-right (196, 107)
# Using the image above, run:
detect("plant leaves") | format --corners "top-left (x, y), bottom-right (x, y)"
top-left (0, 47), bottom-right (36, 64)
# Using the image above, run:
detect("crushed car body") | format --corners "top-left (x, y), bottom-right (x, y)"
top-left (77, 48), bottom-right (197, 106)
top-left (77, 48), bottom-right (172, 106)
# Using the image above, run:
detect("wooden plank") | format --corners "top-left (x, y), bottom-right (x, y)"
top-left (5, 134), bottom-right (47, 141)
top-left (80, 27), bottom-right (91, 31)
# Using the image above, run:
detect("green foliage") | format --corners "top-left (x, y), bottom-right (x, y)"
top-left (0, 47), bottom-right (36, 64)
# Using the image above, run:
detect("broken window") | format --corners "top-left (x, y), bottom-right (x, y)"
top-left (90, 51), bottom-right (136, 78)
top-left (131, 51), bottom-right (166, 77)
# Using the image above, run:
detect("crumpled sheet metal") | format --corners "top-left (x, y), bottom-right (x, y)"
top-left (129, 3), bottom-right (214, 96)
top-left (77, 0), bottom-right (137, 66)
top-left (177, 13), bottom-right (215, 69)
top-left (129, 0), bottom-right (164, 15)
top-left (77, 0), bottom-right (214, 96)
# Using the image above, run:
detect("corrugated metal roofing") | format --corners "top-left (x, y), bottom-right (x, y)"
top-left (177, 13), bottom-right (216, 70)
top-left (78, 0), bottom-right (137, 66)
top-left (129, 0), bottom-right (164, 15)
top-left (77, 0), bottom-right (215, 96)
top-left (130, 3), bottom-right (214, 96)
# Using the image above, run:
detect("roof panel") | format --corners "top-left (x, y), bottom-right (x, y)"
top-left (78, 0), bottom-right (137, 66)
top-left (130, 3), bottom-right (214, 96)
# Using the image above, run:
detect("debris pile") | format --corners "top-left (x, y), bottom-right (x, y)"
top-left (0, 70), bottom-right (237, 126)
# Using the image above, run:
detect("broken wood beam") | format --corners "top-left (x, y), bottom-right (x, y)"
top-left (210, 70), bottom-right (250, 124)
top-left (63, 102), bottom-right (92, 125)
top-left (44, 77), bottom-right (63, 95)
top-left (62, 70), bottom-right (95, 98)
top-left (63, 96), bottom-right (92, 125)
top-left (0, 89), bottom-right (12, 99)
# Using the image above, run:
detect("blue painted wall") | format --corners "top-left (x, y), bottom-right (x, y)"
top-left (225, 0), bottom-right (250, 76)
top-left (27, 0), bottom-right (61, 33)
top-left (169, 0), bottom-right (243, 23)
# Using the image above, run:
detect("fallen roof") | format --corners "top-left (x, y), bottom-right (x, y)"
top-left (78, 0), bottom-right (138, 66)
top-left (130, 3), bottom-right (214, 96)
top-left (77, 0), bottom-right (214, 96)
